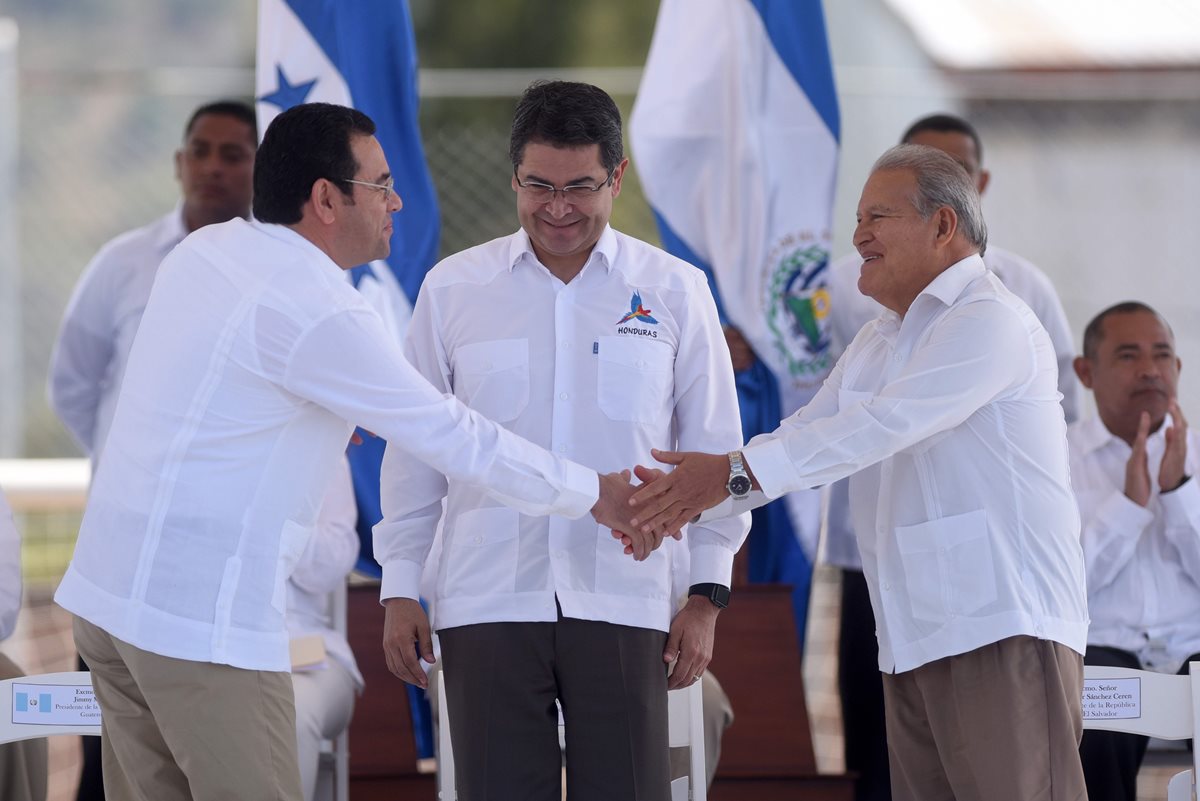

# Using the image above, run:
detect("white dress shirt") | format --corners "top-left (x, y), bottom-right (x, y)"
top-left (1069, 415), bottom-right (1200, 674)
top-left (287, 458), bottom-right (363, 690)
top-left (374, 227), bottom-right (749, 634)
top-left (824, 245), bottom-right (1080, 569)
top-left (0, 489), bottom-right (20, 641)
top-left (55, 218), bottom-right (599, 672)
top-left (723, 255), bottom-right (1088, 673)
top-left (48, 209), bottom-right (188, 464)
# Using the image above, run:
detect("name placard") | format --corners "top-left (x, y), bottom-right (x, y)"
top-left (11, 682), bottom-right (102, 726)
top-left (1082, 677), bottom-right (1141, 720)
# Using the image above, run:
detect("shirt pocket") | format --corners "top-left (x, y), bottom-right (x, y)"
top-left (453, 339), bottom-right (530, 423)
top-left (596, 336), bottom-right (675, 424)
top-left (443, 507), bottom-right (520, 598)
top-left (895, 509), bottom-right (997, 624)
top-left (272, 519), bottom-right (314, 615)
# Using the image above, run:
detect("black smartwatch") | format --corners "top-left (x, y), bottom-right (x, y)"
top-left (688, 582), bottom-right (731, 609)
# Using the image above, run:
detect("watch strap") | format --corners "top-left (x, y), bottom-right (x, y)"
top-left (688, 582), bottom-right (731, 609)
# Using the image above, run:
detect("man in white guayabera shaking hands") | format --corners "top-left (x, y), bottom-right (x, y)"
top-left (625, 144), bottom-right (1090, 801)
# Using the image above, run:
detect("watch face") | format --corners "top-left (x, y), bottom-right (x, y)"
top-left (728, 475), bottom-right (752, 497)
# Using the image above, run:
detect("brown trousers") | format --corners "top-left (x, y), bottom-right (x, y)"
top-left (882, 636), bottom-right (1087, 801)
top-left (73, 616), bottom-right (301, 801)
top-left (0, 651), bottom-right (48, 801)
top-left (440, 614), bottom-right (671, 801)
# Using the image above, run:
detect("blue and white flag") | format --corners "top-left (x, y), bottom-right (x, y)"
top-left (631, 0), bottom-right (840, 644)
top-left (258, 0), bottom-right (441, 563)
top-left (257, 0), bottom-right (439, 309)
top-left (631, 0), bottom-right (839, 417)
top-left (257, 0), bottom-right (441, 575)
top-left (257, 0), bottom-right (440, 758)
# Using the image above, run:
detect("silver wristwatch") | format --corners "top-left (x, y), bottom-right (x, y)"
top-left (726, 451), bottom-right (752, 499)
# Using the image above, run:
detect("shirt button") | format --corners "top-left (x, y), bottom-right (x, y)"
top-left (473, 536), bottom-right (483, 545)
top-left (559, 392), bottom-right (569, 400)
top-left (883, 582), bottom-right (891, 591)
top-left (557, 445), bottom-right (567, 453)
top-left (893, 354), bottom-right (902, 363)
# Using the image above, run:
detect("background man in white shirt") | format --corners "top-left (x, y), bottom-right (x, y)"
top-left (1069, 301), bottom-right (1197, 801)
top-left (823, 112), bottom-right (1080, 801)
top-left (627, 144), bottom-right (1090, 801)
top-left (0, 487), bottom-right (47, 801)
top-left (55, 102), bottom-right (645, 801)
top-left (48, 100), bottom-right (257, 468)
top-left (46, 99), bottom-right (256, 801)
top-left (374, 81), bottom-right (749, 801)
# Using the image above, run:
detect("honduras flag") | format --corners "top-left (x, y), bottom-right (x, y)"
top-left (631, 0), bottom-right (840, 646)
top-left (257, 0), bottom-right (440, 758)
top-left (256, 0), bottom-right (440, 576)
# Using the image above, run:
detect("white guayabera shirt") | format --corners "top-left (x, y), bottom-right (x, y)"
top-left (55, 218), bottom-right (599, 672)
top-left (374, 227), bottom-right (749, 634)
top-left (823, 244), bottom-right (1081, 571)
top-left (714, 255), bottom-right (1089, 673)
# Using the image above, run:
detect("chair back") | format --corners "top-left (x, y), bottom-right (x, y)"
top-left (1082, 661), bottom-right (1200, 801)
top-left (0, 670), bottom-right (101, 744)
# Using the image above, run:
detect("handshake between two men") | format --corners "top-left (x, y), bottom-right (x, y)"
top-left (384, 447), bottom-right (755, 689)
top-left (593, 448), bottom-right (759, 560)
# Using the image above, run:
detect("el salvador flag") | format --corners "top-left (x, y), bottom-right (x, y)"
top-left (631, 0), bottom-right (840, 647)
top-left (256, 0), bottom-right (440, 576)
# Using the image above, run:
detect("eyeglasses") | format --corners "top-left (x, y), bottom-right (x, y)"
top-left (343, 176), bottom-right (396, 198)
top-left (514, 168), bottom-right (615, 204)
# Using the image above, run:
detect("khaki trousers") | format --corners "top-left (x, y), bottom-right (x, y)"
top-left (73, 616), bottom-right (301, 801)
top-left (882, 635), bottom-right (1086, 801)
top-left (0, 651), bottom-right (48, 801)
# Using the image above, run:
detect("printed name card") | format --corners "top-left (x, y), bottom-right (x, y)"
top-left (1082, 677), bottom-right (1141, 720)
top-left (11, 682), bottom-right (101, 726)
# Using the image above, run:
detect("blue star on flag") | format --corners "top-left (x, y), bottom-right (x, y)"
top-left (258, 65), bottom-right (317, 111)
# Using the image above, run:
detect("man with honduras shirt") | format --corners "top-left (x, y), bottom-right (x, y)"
top-left (375, 81), bottom-right (749, 801)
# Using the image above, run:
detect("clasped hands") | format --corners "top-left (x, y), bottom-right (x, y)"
top-left (1125, 400), bottom-right (1189, 506)
top-left (591, 448), bottom-right (737, 559)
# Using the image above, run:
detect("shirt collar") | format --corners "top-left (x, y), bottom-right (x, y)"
top-left (251, 220), bottom-right (346, 278)
top-left (870, 254), bottom-right (986, 344)
top-left (1076, 411), bottom-right (1178, 456)
top-left (508, 225), bottom-right (618, 275)
top-left (157, 205), bottom-right (191, 251)
top-left (917, 253), bottom-right (987, 308)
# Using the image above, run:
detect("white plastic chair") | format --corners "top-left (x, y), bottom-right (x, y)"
top-left (1082, 661), bottom-right (1200, 801)
top-left (0, 670), bottom-right (101, 744)
top-left (311, 579), bottom-right (351, 801)
top-left (436, 675), bottom-right (707, 801)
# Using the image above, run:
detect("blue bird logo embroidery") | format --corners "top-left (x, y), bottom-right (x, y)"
top-left (616, 291), bottom-right (658, 325)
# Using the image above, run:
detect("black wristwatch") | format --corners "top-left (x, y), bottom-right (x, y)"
top-left (688, 582), bottom-right (731, 609)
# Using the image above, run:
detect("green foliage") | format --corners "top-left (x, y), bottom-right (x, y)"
top-left (411, 0), bottom-right (659, 69)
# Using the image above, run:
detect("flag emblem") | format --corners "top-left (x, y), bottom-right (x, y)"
top-left (766, 241), bottom-right (832, 378)
top-left (616, 291), bottom-right (659, 325)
